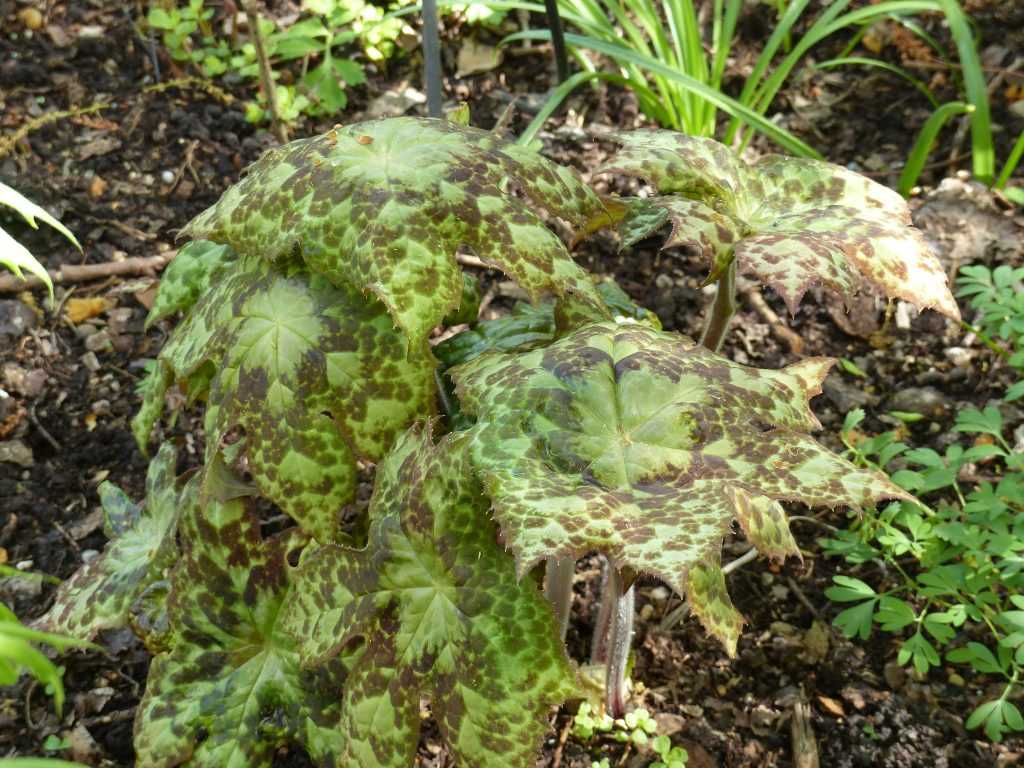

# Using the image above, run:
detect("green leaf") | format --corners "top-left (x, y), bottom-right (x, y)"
top-left (953, 406), bottom-right (1004, 439)
top-left (35, 445), bottom-right (180, 643)
top-left (875, 596), bottom-right (916, 631)
top-left (132, 254), bottom-right (436, 541)
top-left (452, 321), bottom-right (906, 653)
top-left (826, 575), bottom-right (877, 602)
top-left (147, 240), bottom-right (237, 327)
top-left (181, 117), bottom-right (610, 344)
top-left (833, 599), bottom-right (877, 641)
top-left (134, 477), bottom-right (347, 767)
top-left (898, 631), bottom-right (940, 675)
top-left (284, 425), bottom-right (576, 768)
top-left (599, 132), bottom-right (960, 321)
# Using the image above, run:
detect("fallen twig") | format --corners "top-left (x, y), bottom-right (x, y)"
top-left (0, 251), bottom-right (176, 293)
top-left (0, 102), bottom-right (110, 161)
top-left (743, 286), bottom-right (804, 355)
top-left (791, 698), bottom-right (820, 768)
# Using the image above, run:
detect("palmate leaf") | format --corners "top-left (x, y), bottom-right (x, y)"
top-left (35, 444), bottom-right (179, 643)
top-left (451, 321), bottom-right (908, 653)
top-left (181, 116), bottom-right (609, 344)
top-left (283, 425), bottom-right (576, 768)
top-left (601, 131), bottom-right (960, 320)
top-left (134, 477), bottom-right (347, 768)
top-left (132, 253), bottom-right (436, 541)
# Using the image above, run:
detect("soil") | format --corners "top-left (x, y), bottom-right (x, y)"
top-left (1, 1), bottom-right (1024, 766)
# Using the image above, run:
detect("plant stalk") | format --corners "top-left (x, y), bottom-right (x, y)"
top-left (699, 257), bottom-right (737, 353)
top-left (544, 557), bottom-right (575, 641)
top-left (590, 557), bottom-right (613, 665)
top-left (604, 563), bottom-right (634, 719)
top-left (542, 0), bottom-right (570, 83)
top-left (242, 0), bottom-right (287, 145)
top-left (421, 0), bottom-right (443, 117)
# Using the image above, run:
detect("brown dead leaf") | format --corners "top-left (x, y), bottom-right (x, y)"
top-left (88, 175), bottom-right (108, 199)
top-left (816, 695), bottom-right (845, 717)
top-left (66, 297), bottom-right (113, 324)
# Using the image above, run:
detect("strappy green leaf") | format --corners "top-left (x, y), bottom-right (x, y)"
top-left (0, 181), bottom-right (81, 301)
top-left (182, 117), bottom-right (608, 344)
top-left (36, 444), bottom-right (179, 643)
top-left (452, 321), bottom-right (907, 652)
top-left (602, 131), bottom-right (960, 320)
top-left (132, 254), bottom-right (436, 541)
top-left (283, 425), bottom-right (577, 768)
top-left (134, 479), bottom-right (347, 768)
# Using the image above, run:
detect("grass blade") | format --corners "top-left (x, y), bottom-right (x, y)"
top-left (996, 129), bottom-right (1024, 190)
top-left (898, 100), bottom-right (973, 195)
top-left (504, 29), bottom-right (822, 157)
top-left (816, 56), bottom-right (940, 108)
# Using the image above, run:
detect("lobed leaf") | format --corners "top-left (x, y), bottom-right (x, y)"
top-left (132, 254), bottom-right (436, 541)
top-left (601, 131), bottom-right (960, 321)
top-left (283, 425), bottom-right (577, 768)
top-left (134, 475), bottom-right (347, 768)
top-left (35, 444), bottom-right (180, 643)
top-left (452, 322), bottom-right (907, 652)
top-left (146, 240), bottom-right (237, 327)
top-left (181, 117), bottom-right (609, 344)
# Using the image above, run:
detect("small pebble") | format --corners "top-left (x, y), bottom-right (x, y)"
top-left (160, 169), bottom-right (175, 184)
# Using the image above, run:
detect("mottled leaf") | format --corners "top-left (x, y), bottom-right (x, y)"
top-left (36, 444), bottom-right (179, 642)
top-left (602, 131), bottom-right (960, 320)
top-left (452, 321), bottom-right (907, 653)
top-left (685, 550), bottom-right (745, 654)
top-left (730, 487), bottom-right (800, 564)
top-left (182, 117), bottom-right (608, 344)
top-left (132, 254), bottom-right (436, 541)
top-left (147, 240), bottom-right (237, 327)
top-left (284, 425), bottom-right (576, 767)
top-left (134, 477), bottom-right (347, 768)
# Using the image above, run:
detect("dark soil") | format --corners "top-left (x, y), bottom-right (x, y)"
top-left (1, 1), bottom-right (1023, 766)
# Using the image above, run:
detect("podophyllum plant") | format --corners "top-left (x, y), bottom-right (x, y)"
top-left (38, 117), bottom-right (960, 766)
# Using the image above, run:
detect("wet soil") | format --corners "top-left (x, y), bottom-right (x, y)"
top-left (1, 0), bottom-right (1023, 766)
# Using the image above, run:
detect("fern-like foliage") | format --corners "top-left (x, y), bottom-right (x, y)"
top-left (181, 117), bottom-right (609, 344)
top-left (452, 321), bottom-right (908, 652)
top-left (602, 131), bottom-right (960, 320)
top-left (283, 425), bottom-right (576, 767)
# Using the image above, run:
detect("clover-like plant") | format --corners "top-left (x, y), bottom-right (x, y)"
top-left (42, 117), bottom-right (962, 766)
top-left (600, 131), bottom-right (960, 350)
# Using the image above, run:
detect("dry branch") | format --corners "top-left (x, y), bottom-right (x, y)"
top-left (0, 251), bottom-right (176, 293)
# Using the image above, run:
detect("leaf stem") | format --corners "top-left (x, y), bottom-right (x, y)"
top-left (544, 556), bottom-right (575, 641)
top-left (604, 563), bottom-right (635, 718)
top-left (591, 557), bottom-right (613, 665)
top-left (700, 258), bottom-right (737, 353)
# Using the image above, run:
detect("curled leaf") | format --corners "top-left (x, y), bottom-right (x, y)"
top-left (36, 444), bottom-right (179, 643)
top-left (602, 131), bottom-right (960, 320)
top-left (182, 117), bottom-right (609, 343)
top-left (284, 425), bottom-right (576, 768)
